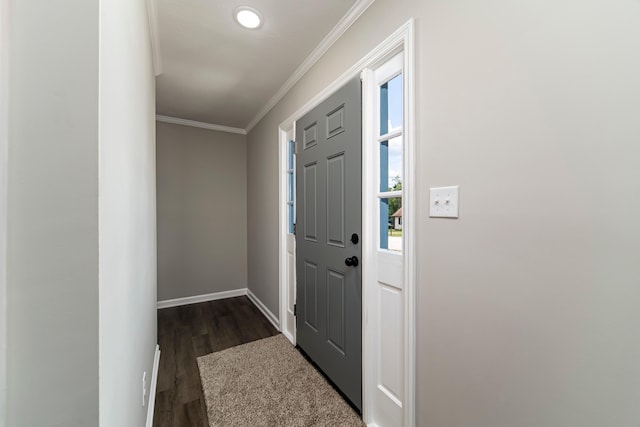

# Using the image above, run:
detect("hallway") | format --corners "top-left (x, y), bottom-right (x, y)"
top-left (3, 1), bottom-right (640, 425)
top-left (153, 297), bottom-right (278, 426)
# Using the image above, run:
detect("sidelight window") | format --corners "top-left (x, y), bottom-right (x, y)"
top-left (287, 139), bottom-right (295, 234)
top-left (377, 64), bottom-right (403, 252)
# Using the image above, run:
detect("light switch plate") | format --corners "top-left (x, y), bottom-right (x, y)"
top-left (429, 186), bottom-right (459, 218)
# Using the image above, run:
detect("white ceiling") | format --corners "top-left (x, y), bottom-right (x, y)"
top-left (156, 0), bottom-right (360, 129)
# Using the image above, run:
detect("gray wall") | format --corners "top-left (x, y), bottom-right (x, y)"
top-left (157, 122), bottom-right (248, 301)
top-left (0, 0), bottom-right (9, 420)
top-left (98, 0), bottom-right (158, 425)
top-left (7, 0), bottom-right (99, 425)
top-left (247, 122), bottom-right (279, 313)
top-left (246, 1), bottom-right (640, 426)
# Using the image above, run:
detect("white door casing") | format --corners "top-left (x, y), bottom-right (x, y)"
top-left (279, 127), bottom-right (297, 344)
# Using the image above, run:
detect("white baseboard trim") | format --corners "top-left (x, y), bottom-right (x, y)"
top-left (245, 0), bottom-right (375, 132)
top-left (282, 329), bottom-right (295, 346)
top-left (246, 289), bottom-right (280, 331)
top-left (145, 345), bottom-right (161, 427)
top-left (157, 288), bottom-right (248, 309)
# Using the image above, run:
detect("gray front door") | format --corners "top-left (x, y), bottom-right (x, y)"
top-left (295, 76), bottom-right (362, 411)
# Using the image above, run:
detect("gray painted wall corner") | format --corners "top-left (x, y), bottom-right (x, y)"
top-left (156, 122), bottom-right (248, 302)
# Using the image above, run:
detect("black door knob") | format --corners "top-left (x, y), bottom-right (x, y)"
top-left (345, 256), bottom-right (359, 267)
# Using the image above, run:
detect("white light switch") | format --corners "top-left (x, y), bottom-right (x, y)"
top-left (429, 186), bottom-right (459, 218)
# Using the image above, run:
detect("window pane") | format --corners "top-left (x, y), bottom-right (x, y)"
top-left (287, 172), bottom-right (294, 202)
top-left (380, 197), bottom-right (402, 252)
top-left (379, 73), bottom-right (403, 135)
top-left (379, 135), bottom-right (403, 192)
top-left (288, 203), bottom-right (294, 234)
top-left (287, 139), bottom-right (296, 235)
top-left (288, 140), bottom-right (294, 170)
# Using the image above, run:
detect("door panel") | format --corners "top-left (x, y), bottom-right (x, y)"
top-left (303, 122), bottom-right (318, 149)
top-left (327, 104), bottom-right (345, 138)
top-left (379, 283), bottom-right (402, 399)
top-left (327, 153), bottom-right (345, 247)
top-left (303, 163), bottom-right (318, 241)
top-left (296, 76), bottom-right (362, 411)
top-left (303, 261), bottom-right (318, 330)
top-left (326, 269), bottom-right (346, 354)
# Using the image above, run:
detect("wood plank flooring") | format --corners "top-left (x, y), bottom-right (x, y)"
top-left (153, 296), bottom-right (279, 427)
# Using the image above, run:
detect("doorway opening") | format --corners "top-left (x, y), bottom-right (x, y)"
top-left (278, 19), bottom-right (415, 426)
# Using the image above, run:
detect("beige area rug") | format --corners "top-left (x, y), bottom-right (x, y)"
top-left (197, 334), bottom-right (364, 427)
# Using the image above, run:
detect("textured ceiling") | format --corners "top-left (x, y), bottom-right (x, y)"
top-left (156, 0), bottom-right (359, 129)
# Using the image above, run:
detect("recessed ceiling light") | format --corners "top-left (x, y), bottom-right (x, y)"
top-left (234, 6), bottom-right (263, 30)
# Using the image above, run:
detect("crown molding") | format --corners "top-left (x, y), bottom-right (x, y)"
top-left (146, 0), bottom-right (162, 76)
top-left (156, 115), bottom-right (247, 135)
top-left (244, 0), bottom-right (375, 133)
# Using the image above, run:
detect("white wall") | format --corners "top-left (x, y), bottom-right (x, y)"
top-left (5, 0), bottom-right (157, 425)
top-left (99, 0), bottom-right (158, 425)
top-left (246, 1), bottom-right (640, 426)
top-left (156, 122), bottom-right (248, 301)
top-left (6, 0), bottom-right (100, 425)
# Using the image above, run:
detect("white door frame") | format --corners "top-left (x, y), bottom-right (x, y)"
top-left (278, 126), bottom-right (297, 344)
top-left (278, 20), bottom-right (415, 426)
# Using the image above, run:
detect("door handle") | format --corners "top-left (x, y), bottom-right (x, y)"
top-left (344, 256), bottom-right (359, 267)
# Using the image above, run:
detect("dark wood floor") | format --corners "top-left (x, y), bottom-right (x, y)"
top-left (153, 296), bottom-right (279, 427)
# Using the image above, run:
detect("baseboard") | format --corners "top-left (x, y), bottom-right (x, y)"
top-left (145, 345), bottom-right (161, 427)
top-left (282, 329), bottom-right (295, 346)
top-left (157, 288), bottom-right (247, 309)
top-left (246, 289), bottom-right (280, 331)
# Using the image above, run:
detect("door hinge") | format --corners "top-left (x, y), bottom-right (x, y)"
top-left (295, 140), bottom-right (300, 154)
top-left (293, 223), bottom-right (296, 235)
top-left (294, 303), bottom-right (297, 316)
